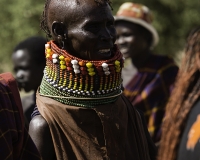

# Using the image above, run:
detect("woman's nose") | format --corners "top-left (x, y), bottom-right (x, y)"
top-left (16, 70), bottom-right (24, 80)
top-left (100, 28), bottom-right (113, 41)
top-left (116, 36), bottom-right (124, 45)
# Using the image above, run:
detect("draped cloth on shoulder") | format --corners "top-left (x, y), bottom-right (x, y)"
top-left (124, 54), bottom-right (178, 142)
top-left (36, 92), bottom-right (152, 160)
top-left (0, 72), bottom-right (41, 160)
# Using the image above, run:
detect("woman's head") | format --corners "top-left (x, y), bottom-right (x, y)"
top-left (115, 20), bottom-right (152, 59)
top-left (40, 0), bottom-right (116, 61)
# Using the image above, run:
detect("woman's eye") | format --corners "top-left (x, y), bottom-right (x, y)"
top-left (90, 24), bottom-right (98, 28)
top-left (85, 23), bottom-right (100, 33)
top-left (123, 33), bottom-right (133, 37)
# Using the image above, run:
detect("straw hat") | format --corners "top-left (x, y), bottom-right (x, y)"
top-left (115, 2), bottom-right (159, 48)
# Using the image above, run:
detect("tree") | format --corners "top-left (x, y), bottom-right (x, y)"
top-left (0, 0), bottom-right (44, 73)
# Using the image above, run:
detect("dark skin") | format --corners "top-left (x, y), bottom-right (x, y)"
top-left (12, 49), bottom-right (45, 125)
top-left (49, 0), bottom-right (116, 60)
top-left (12, 49), bottom-right (44, 92)
top-left (115, 20), bottom-right (152, 69)
top-left (29, 0), bottom-right (116, 159)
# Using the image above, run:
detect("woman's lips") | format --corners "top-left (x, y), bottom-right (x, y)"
top-left (98, 48), bottom-right (111, 57)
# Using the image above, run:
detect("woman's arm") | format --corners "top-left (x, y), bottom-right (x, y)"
top-left (29, 115), bottom-right (56, 160)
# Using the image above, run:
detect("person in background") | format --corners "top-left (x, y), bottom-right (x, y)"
top-left (12, 36), bottom-right (46, 125)
top-left (28, 0), bottom-right (157, 159)
top-left (158, 27), bottom-right (200, 160)
top-left (0, 72), bottom-right (41, 159)
top-left (115, 2), bottom-right (179, 143)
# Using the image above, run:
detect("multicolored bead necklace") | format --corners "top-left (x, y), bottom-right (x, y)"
top-left (40, 41), bottom-right (124, 108)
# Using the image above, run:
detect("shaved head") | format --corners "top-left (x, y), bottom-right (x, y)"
top-left (41, 0), bottom-right (112, 38)
top-left (48, 0), bottom-right (78, 26)
top-left (40, 0), bottom-right (115, 60)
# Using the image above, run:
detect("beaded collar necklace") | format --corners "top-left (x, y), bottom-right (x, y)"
top-left (39, 41), bottom-right (124, 108)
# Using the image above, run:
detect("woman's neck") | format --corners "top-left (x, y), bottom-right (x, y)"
top-left (39, 41), bottom-right (124, 107)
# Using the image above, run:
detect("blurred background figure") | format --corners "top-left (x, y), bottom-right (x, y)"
top-left (158, 27), bottom-right (200, 160)
top-left (115, 2), bottom-right (178, 143)
top-left (12, 36), bottom-right (46, 126)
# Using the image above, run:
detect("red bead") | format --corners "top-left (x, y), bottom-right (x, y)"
top-left (67, 67), bottom-right (73, 71)
top-left (66, 62), bottom-right (72, 66)
top-left (109, 66), bottom-right (115, 71)
top-left (80, 67), bottom-right (86, 71)
top-left (81, 71), bottom-right (88, 75)
top-left (96, 66), bottom-right (102, 72)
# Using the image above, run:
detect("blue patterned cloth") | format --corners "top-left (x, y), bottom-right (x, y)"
top-left (124, 54), bottom-right (178, 142)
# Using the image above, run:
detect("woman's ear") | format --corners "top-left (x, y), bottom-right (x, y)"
top-left (51, 21), bottom-right (66, 38)
top-left (51, 21), bottom-right (68, 49)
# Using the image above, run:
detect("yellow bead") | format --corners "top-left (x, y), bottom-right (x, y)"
top-left (87, 68), bottom-right (94, 72)
top-left (49, 51), bottom-right (53, 55)
top-left (116, 69), bottom-right (121, 72)
top-left (46, 53), bottom-right (51, 58)
top-left (89, 72), bottom-right (96, 76)
top-left (46, 49), bottom-right (51, 54)
top-left (60, 65), bottom-right (66, 70)
top-left (115, 60), bottom-right (120, 66)
top-left (59, 55), bottom-right (65, 60)
top-left (60, 60), bottom-right (65, 65)
top-left (86, 62), bottom-right (93, 68)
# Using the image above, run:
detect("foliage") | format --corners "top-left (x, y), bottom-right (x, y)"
top-left (0, 0), bottom-right (200, 73)
top-left (112, 0), bottom-right (200, 61)
top-left (0, 0), bottom-right (45, 73)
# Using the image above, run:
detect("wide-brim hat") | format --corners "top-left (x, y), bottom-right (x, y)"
top-left (114, 2), bottom-right (159, 49)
